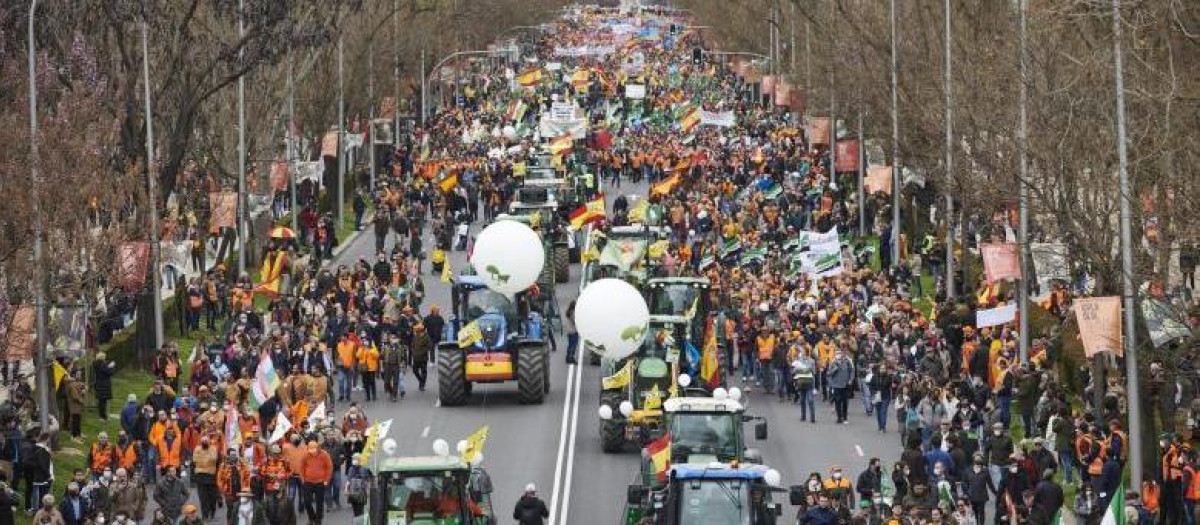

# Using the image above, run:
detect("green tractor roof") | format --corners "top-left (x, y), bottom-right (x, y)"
top-left (377, 455), bottom-right (471, 473)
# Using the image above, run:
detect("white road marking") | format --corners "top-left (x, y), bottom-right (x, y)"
top-left (855, 445), bottom-right (865, 457)
top-left (557, 360), bottom-right (584, 525)
top-left (548, 362), bottom-right (577, 522)
top-left (434, 399), bottom-right (441, 408)
top-left (421, 426), bottom-right (430, 438)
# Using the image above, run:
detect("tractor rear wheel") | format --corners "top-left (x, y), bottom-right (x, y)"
top-left (516, 344), bottom-right (547, 404)
top-left (437, 347), bottom-right (468, 406)
top-left (600, 391), bottom-right (626, 453)
top-left (554, 245), bottom-right (570, 283)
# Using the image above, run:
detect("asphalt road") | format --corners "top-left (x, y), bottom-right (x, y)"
top-left (329, 177), bottom-right (900, 525)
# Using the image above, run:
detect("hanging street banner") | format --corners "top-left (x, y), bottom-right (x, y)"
top-left (835, 140), bottom-right (860, 173)
top-left (1030, 242), bottom-right (1070, 293)
top-left (807, 117), bottom-right (831, 146)
top-left (865, 166), bottom-right (893, 194)
top-left (1141, 293), bottom-right (1192, 348)
top-left (117, 242), bottom-right (151, 292)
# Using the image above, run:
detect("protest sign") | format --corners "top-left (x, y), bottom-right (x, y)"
top-left (981, 243), bottom-right (1022, 282)
top-left (1141, 294), bottom-right (1192, 348)
top-left (209, 191), bottom-right (238, 230)
top-left (976, 303), bottom-right (1018, 328)
top-left (320, 132), bottom-right (339, 157)
top-left (624, 84), bottom-right (646, 99)
top-left (1030, 243), bottom-right (1069, 293)
top-left (808, 117), bottom-right (831, 146)
top-left (699, 110), bottom-right (736, 128)
top-left (1073, 296), bottom-right (1122, 357)
top-left (865, 166), bottom-right (893, 195)
top-left (117, 242), bottom-right (151, 292)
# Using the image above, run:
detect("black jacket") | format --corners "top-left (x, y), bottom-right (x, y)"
top-left (513, 494), bottom-right (549, 525)
top-left (965, 468), bottom-right (995, 503)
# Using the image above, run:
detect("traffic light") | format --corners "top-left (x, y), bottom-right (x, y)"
top-left (691, 47), bottom-right (703, 66)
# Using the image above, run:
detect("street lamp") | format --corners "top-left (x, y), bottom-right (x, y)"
top-left (28, 0), bottom-right (51, 429)
top-left (421, 50), bottom-right (500, 124)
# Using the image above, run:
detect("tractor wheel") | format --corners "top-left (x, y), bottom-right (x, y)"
top-left (437, 347), bottom-right (468, 406)
top-left (543, 349), bottom-right (551, 394)
top-left (516, 344), bottom-right (547, 404)
top-left (554, 245), bottom-right (570, 283)
top-left (599, 391), bottom-right (626, 453)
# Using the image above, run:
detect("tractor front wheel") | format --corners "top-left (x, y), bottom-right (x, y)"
top-left (554, 245), bottom-right (570, 283)
top-left (438, 346), bottom-right (468, 406)
top-left (517, 344), bottom-right (548, 404)
top-left (600, 391), bottom-right (627, 453)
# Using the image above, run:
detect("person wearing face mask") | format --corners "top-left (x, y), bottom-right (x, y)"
top-left (152, 466), bottom-right (189, 522)
top-left (299, 440), bottom-right (334, 524)
top-left (59, 482), bottom-right (89, 525)
top-left (192, 436), bottom-right (221, 520)
top-left (33, 494), bottom-right (64, 525)
top-left (218, 448), bottom-right (254, 524)
top-left (983, 422), bottom-right (1013, 488)
top-left (83, 469), bottom-right (115, 518)
top-left (822, 466), bottom-right (854, 508)
top-left (110, 469), bottom-right (146, 523)
top-left (233, 490), bottom-right (267, 525)
top-left (856, 458), bottom-right (883, 503)
top-left (994, 459), bottom-right (1029, 524)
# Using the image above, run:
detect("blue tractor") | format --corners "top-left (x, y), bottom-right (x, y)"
top-left (437, 275), bottom-right (550, 406)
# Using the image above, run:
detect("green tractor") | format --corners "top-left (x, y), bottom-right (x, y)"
top-left (437, 275), bottom-right (550, 406)
top-left (507, 181), bottom-right (571, 284)
top-left (364, 454), bottom-right (497, 525)
top-left (644, 276), bottom-right (715, 382)
top-left (622, 462), bottom-right (786, 525)
top-left (654, 393), bottom-right (767, 469)
top-left (580, 225), bottom-right (672, 366)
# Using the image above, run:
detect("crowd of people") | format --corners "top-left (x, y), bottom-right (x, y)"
top-left (2, 5), bottom-right (1199, 525)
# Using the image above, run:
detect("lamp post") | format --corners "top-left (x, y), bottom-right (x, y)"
top-left (27, 0), bottom-right (50, 429)
top-left (337, 33), bottom-right (345, 224)
top-left (944, 0), bottom-right (956, 299)
top-left (1017, 0), bottom-right (1030, 362)
top-left (888, 0), bottom-right (901, 268)
top-left (141, 10), bottom-right (164, 355)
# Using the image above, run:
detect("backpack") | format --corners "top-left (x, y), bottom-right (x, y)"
top-left (346, 475), bottom-right (368, 504)
top-left (905, 408), bottom-right (922, 431)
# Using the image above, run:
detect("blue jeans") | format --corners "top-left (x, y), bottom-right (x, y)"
top-left (774, 368), bottom-right (789, 399)
top-left (329, 468), bottom-right (343, 506)
top-left (997, 394), bottom-right (1012, 428)
top-left (861, 381), bottom-right (874, 414)
top-left (874, 399), bottom-right (890, 431)
top-left (1058, 450), bottom-right (1075, 483)
top-left (797, 387), bottom-right (815, 421)
top-left (338, 366), bottom-right (353, 400)
top-left (740, 352), bottom-right (755, 380)
top-left (566, 333), bottom-right (580, 362)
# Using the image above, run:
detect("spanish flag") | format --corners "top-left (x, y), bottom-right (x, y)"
top-left (438, 172), bottom-right (459, 193)
top-left (569, 193), bottom-right (606, 230)
top-left (650, 173), bottom-right (681, 197)
top-left (517, 68), bottom-right (543, 88)
top-left (548, 134), bottom-right (574, 156)
top-left (645, 433), bottom-right (672, 482)
top-left (679, 106), bottom-right (701, 134)
top-left (700, 317), bottom-right (721, 389)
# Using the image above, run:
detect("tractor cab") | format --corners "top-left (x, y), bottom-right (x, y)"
top-left (624, 463), bottom-right (785, 525)
top-left (645, 277), bottom-right (713, 383)
top-left (661, 394), bottom-right (767, 467)
top-left (368, 455), bottom-right (496, 525)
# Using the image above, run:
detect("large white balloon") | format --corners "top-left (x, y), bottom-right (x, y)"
top-left (471, 220), bottom-right (545, 295)
top-left (576, 278), bottom-right (650, 361)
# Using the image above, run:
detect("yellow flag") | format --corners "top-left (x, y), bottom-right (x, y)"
top-left (601, 360), bottom-right (633, 390)
top-left (457, 320), bottom-right (483, 348)
top-left (644, 383), bottom-right (662, 410)
top-left (462, 426), bottom-right (489, 464)
top-left (628, 199), bottom-right (649, 223)
top-left (441, 257), bottom-right (452, 283)
top-left (648, 240), bottom-right (670, 259)
top-left (52, 361), bottom-right (68, 390)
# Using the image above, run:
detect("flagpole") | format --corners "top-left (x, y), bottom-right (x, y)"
top-left (1111, 0), bottom-right (1142, 488)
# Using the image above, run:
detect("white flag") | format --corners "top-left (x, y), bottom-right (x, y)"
top-left (268, 412), bottom-right (292, 444)
top-left (307, 402), bottom-right (326, 428)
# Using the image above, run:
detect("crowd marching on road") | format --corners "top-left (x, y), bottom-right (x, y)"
top-left (3, 3), bottom-right (1200, 525)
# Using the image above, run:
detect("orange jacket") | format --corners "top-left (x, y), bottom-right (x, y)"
top-left (260, 457), bottom-right (290, 492)
top-left (756, 334), bottom-right (776, 361)
top-left (284, 443), bottom-right (307, 476)
top-left (299, 449), bottom-right (334, 484)
top-left (356, 345), bottom-right (380, 372)
top-left (217, 462), bottom-right (253, 498)
top-left (337, 340), bottom-right (357, 369)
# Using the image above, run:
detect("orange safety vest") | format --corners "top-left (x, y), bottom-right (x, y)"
top-left (217, 462), bottom-right (253, 498)
top-left (89, 443), bottom-right (117, 474)
top-left (117, 442), bottom-right (138, 471)
top-left (156, 437), bottom-right (183, 470)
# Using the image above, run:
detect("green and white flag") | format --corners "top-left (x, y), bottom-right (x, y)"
top-left (720, 236), bottom-right (742, 259)
top-left (1100, 481), bottom-right (1125, 525)
top-left (740, 245), bottom-right (767, 265)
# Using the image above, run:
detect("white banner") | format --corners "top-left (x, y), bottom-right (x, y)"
top-left (700, 110), bottom-right (736, 128)
top-left (1031, 242), bottom-right (1070, 293)
top-left (625, 84), bottom-right (646, 99)
top-left (976, 303), bottom-right (1018, 328)
top-left (797, 227), bottom-right (840, 254)
top-left (553, 45), bottom-right (616, 57)
top-left (539, 116), bottom-right (589, 139)
top-left (344, 133), bottom-right (365, 151)
top-left (161, 241), bottom-right (192, 270)
top-left (295, 161), bottom-right (323, 185)
top-left (550, 102), bottom-right (577, 122)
